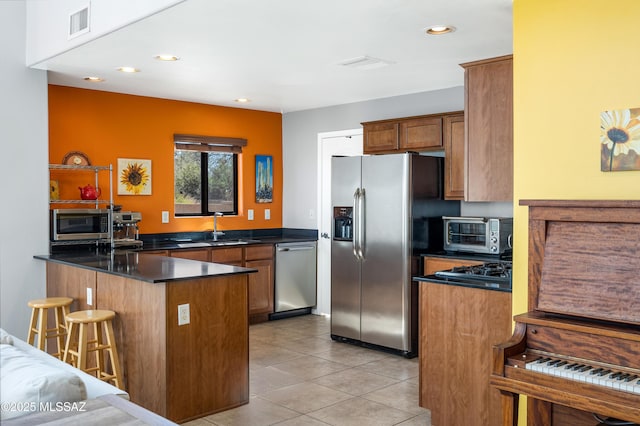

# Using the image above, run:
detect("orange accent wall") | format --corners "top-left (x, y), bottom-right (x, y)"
top-left (48, 85), bottom-right (282, 234)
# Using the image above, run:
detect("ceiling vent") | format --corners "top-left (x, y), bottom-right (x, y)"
top-left (338, 56), bottom-right (394, 70)
top-left (69, 5), bottom-right (90, 39)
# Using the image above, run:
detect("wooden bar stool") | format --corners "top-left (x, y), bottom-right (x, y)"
top-left (27, 296), bottom-right (73, 359)
top-left (63, 309), bottom-right (124, 390)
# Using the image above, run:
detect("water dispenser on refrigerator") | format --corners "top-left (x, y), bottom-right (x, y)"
top-left (333, 207), bottom-right (353, 241)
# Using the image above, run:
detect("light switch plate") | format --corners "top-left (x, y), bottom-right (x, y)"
top-left (161, 211), bottom-right (169, 223)
top-left (86, 287), bottom-right (93, 306)
top-left (265, 209), bottom-right (270, 220)
top-left (248, 209), bottom-right (254, 220)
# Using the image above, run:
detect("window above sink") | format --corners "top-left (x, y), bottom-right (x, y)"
top-left (174, 134), bottom-right (247, 218)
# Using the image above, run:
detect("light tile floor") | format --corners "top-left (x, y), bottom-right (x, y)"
top-left (184, 314), bottom-right (431, 426)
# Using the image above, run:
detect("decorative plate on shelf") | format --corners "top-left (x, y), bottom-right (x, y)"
top-left (62, 151), bottom-right (91, 166)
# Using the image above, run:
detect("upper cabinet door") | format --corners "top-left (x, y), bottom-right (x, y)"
top-left (362, 114), bottom-right (448, 154)
top-left (443, 113), bottom-right (465, 200)
top-left (399, 116), bottom-right (443, 151)
top-left (462, 55), bottom-right (513, 202)
top-left (363, 121), bottom-right (399, 153)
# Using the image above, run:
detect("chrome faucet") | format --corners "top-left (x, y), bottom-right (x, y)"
top-left (212, 212), bottom-right (224, 241)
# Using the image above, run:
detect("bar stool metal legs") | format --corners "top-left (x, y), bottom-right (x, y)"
top-left (27, 297), bottom-right (73, 359)
top-left (63, 309), bottom-right (124, 390)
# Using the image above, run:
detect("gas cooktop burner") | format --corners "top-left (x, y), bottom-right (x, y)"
top-left (435, 261), bottom-right (512, 282)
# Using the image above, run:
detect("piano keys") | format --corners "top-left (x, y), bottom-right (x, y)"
top-left (520, 355), bottom-right (640, 395)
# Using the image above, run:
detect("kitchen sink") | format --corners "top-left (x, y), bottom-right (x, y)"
top-left (174, 239), bottom-right (260, 248)
top-left (205, 239), bottom-right (261, 246)
top-left (176, 242), bottom-right (211, 248)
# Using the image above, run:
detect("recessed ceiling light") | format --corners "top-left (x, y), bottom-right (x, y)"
top-left (235, 98), bottom-right (250, 103)
top-left (154, 54), bottom-right (180, 61)
top-left (83, 76), bottom-right (104, 82)
top-left (117, 66), bottom-right (140, 73)
top-left (426, 25), bottom-right (456, 35)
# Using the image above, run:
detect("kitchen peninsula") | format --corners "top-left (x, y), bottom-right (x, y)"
top-left (34, 252), bottom-right (256, 423)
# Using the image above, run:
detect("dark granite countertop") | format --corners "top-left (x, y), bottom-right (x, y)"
top-left (34, 252), bottom-right (256, 283)
top-left (140, 236), bottom-right (317, 251)
top-left (138, 228), bottom-right (317, 251)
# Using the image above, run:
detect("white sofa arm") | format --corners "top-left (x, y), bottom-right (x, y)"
top-left (0, 328), bottom-right (128, 420)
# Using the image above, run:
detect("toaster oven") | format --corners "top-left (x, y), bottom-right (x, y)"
top-left (443, 216), bottom-right (513, 255)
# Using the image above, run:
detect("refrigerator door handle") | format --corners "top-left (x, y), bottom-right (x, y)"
top-left (352, 188), bottom-right (360, 260)
top-left (358, 188), bottom-right (365, 260)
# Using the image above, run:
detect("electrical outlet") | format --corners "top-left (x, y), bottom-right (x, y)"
top-left (161, 211), bottom-right (169, 223)
top-left (248, 209), bottom-right (254, 220)
top-left (86, 287), bottom-right (93, 306)
top-left (265, 209), bottom-right (270, 220)
top-left (178, 304), bottom-right (190, 326)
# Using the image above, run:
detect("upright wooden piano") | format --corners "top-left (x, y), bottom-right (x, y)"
top-left (491, 200), bottom-right (640, 426)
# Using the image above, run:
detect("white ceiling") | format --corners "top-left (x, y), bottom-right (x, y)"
top-left (41, 0), bottom-right (513, 113)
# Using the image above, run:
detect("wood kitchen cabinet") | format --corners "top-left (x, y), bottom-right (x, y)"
top-left (245, 245), bottom-right (274, 324)
top-left (170, 248), bottom-right (210, 262)
top-left (419, 281), bottom-right (512, 426)
top-left (461, 55), bottom-right (513, 201)
top-left (167, 245), bottom-right (274, 324)
top-left (362, 113), bottom-right (451, 154)
top-left (443, 113), bottom-right (465, 200)
top-left (423, 256), bottom-right (483, 275)
top-left (210, 247), bottom-right (243, 266)
top-left (399, 116), bottom-right (443, 151)
top-left (362, 120), bottom-right (399, 152)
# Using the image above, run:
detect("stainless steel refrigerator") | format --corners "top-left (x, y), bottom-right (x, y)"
top-left (330, 153), bottom-right (459, 357)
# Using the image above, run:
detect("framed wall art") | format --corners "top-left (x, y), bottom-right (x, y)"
top-left (255, 155), bottom-right (273, 203)
top-left (601, 107), bottom-right (640, 172)
top-left (118, 158), bottom-right (151, 195)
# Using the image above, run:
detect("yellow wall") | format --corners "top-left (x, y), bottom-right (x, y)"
top-left (513, 0), bottom-right (640, 423)
top-left (48, 85), bottom-right (283, 234)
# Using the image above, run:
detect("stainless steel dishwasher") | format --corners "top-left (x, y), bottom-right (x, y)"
top-left (270, 241), bottom-right (317, 320)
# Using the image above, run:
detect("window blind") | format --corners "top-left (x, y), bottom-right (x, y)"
top-left (174, 134), bottom-right (247, 153)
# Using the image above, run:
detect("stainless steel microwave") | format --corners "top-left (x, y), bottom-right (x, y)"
top-left (443, 216), bottom-right (513, 254)
top-left (50, 209), bottom-right (110, 241)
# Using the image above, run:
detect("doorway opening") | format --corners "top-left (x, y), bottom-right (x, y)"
top-left (315, 129), bottom-right (363, 316)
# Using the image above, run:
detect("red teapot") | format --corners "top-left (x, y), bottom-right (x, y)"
top-left (78, 184), bottom-right (101, 200)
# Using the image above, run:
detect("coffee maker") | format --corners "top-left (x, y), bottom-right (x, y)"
top-left (112, 212), bottom-right (142, 248)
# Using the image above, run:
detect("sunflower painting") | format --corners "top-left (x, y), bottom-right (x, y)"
top-left (600, 107), bottom-right (640, 171)
top-left (118, 158), bottom-right (151, 195)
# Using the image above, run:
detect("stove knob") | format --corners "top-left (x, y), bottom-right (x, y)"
top-left (490, 246), bottom-right (498, 253)
top-left (491, 237), bottom-right (498, 243)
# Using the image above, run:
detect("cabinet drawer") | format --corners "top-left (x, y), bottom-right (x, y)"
top-left (245, 244), bottom-right (273, 261)
top-left (399, 116), bottom-right (442, 150)
top-left (170, 249), bottom-right (210, 262)
top-left (211, 247), bottom-right (243, 263)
